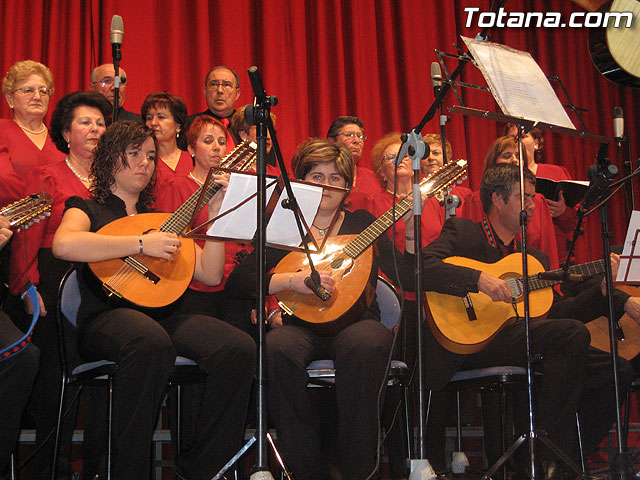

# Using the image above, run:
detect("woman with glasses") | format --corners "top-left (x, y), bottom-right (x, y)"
top-left (7, 91), bottom-right (111, 478)
top-left (142, 91), bottom-right (193, 186)
top-left (1, 60), bottom-right (64, 206)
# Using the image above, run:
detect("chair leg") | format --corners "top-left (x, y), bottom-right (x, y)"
top-left (576, 412), bottom-right (588, 475)
top-left (456, 390), bottom-right (462, 452)
top-left (404, 385), bottom-right (413, 459)
top-left (50, 376), bottom-right (67, 480)
top-left (107, 377), bottom-right (114, 480)
top-left (176, 385), bottom-right (182, 456)
top-left (9, 452), bottom-right (17, 480)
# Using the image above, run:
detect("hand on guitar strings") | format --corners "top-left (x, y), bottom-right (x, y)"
top-left (0, 215), bottom-right (12, 250)
top-left (477, 272), bottom-right (512, 303)
top-left (207, 173), bottom-right (230, 219)
top-left (289, 269), bottom-right (335, 295)
top-left (140, 231), bottom-right (182, 260)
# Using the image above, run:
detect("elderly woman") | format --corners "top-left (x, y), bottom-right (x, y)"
top-left (52, 120), bottom-right (255, 480)
top-left (142, 91), bottom-right (192, 185)
top-left (1, 60), bottom-right (64, 205)
top-left (8, 90), bottom-right (110, 478)
top-left (226, 138), bottom-right (416, 480)
top-left (459, 135), bottom-right (560, 270)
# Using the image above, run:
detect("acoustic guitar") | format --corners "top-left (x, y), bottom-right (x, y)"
top-left (274, 159), bottom-right (468, 335)
top-left (426, 254), bottom-right (606, 354)
top-left (586, 285), bottom-right (640, 360)
top-left (589, 0), bottom-right (640, 88)
top-left (1, 192), bottom-right (53, 232)
top-left (88, 141), bottom-right (256, 308)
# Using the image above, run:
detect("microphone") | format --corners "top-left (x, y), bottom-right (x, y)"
top-left (431, 62), bottom-right (442, 97)
top-left (537, 271), bottom-right (588, 282)
top-left (304, 275), bottom-right (331, 301)
top-left (613, 107), bottom-right (624, 144)
top-left (110, 15), bottom-right (124, 61)
top-left (578, 164), bottom-right (618, 215)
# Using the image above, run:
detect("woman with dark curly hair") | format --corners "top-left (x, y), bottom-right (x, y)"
top-left (53, 120), bottom-right (255, 480)
top-left (6, 90), bottom-right (110, 477)
top-left (142, 91), bottom-right (192, 186)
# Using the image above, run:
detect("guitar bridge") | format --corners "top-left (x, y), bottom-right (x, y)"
top-left (463, 294), bottom-right (477, 321)
top-left (123, 256), bottom-right (160, 284)
top-left (102, 283), bottom-right (123, 299)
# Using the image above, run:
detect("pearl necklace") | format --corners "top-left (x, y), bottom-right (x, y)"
top-left (65, 157), bottom-right (91, 183)
top-left (14, 119), bottom-right (46, 135)
top-left (188, 172), bottom-right (204, 186)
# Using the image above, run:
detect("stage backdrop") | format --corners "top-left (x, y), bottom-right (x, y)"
top-left (1, 0), bottom-right (638, 263)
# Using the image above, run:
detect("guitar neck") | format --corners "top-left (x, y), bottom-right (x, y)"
top-left (343, 159), bottom-right (468, 259)
top-left (159, 141), bottom-right (256, 234)
top-left (527, 258), bottom-right (606, 291)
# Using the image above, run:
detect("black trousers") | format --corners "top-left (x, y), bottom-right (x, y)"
top-left (79, 308), bottom-right (256, 480)
top-left (0, 312), bottom-right (40, 473)
top-left (266, 320), bottom-right (393, 480)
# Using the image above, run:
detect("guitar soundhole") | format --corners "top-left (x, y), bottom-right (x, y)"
top-left (330, 258), bottom-right (344, 269)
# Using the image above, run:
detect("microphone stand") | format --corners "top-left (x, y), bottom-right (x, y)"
top-left (564, 148), bottom-right (635, 480)
top-left (112, 44), bottom-right (121, 123)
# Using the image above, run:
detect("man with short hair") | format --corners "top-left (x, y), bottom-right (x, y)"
top-left (89, 63), bottom-right (141, 123)
top-left (181, 66), bottom-right (239, 150)
top-left (421, 163), bottom-right (632, 477)
top-left (326, 116), bottom-right (381, 202)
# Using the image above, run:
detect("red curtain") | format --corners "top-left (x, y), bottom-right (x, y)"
top-left (1, 0), bottom-right (638, 263)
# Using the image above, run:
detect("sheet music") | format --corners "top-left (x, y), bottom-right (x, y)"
top-left (462, 36), bottom-right (575, 130)
top-left (617, 210), bottom-right (640, 283)
top-left (208, 172), bottom-right (323, 247)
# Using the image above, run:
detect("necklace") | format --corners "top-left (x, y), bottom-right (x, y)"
top-left (312, 224), bottom-right (330, 237)
top-left (14, 119), bottom-right (46, 135)
top-left (188, 172), bottom-right (204, 186)
top-left (65, 156), bottom-right (91, 183)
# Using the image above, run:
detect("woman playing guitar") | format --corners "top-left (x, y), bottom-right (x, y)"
top-left (52, 121), bottom-right (256, 480)
top-left (225, 138), bottom-right (416, 480)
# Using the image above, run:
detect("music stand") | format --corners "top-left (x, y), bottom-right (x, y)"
top-left (616, 211), bottom-right (640, 284)
top-left (447, 36), bottom-right (614, 480)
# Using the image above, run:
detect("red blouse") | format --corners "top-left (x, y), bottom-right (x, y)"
top-left (155, 174), bottom-right (250, 292)
top-left (9, 159), bottom-right (90, 294)
top-left (0, 118), bottom-right (65, 205)
top-left (155, 150), bottom-right (194, 190)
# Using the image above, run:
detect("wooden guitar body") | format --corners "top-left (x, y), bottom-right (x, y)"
top-left (274, 235), bottom-right (377, 335)
top-left (89, 213), bottom-right (196, 308)
top-left (426, 254), bottom-right (553, 354)
top-left (587, 285), bottom-right (640, 360)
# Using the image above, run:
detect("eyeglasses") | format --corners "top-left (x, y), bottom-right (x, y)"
top-left (14, 86), bottom-right (52, 97)
top-left (94, 77), bottom-right (127, 88)
top-left (206, 80), bottom-right (237, 91)
top-left (382, 153), bottom-right (397, 163)
top-left (338, 132), bottom-right (366, 141)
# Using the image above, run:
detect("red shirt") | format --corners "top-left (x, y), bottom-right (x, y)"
top-left (155, 174), bottom-right (250, 292)
top-left (536, 163), bottom-right (578, 265)
top-left (10, 159), bottom-right (90, 294)
top-left (155, 150), bottom-right (194, 190)
top-left (0, 119), bottom-right (64, 205)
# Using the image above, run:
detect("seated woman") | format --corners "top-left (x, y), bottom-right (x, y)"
top-left (52, 121), bottom-right (256, 480)
top-left (225, 138), bottom-right (415, 480)
top-left (156, 115), bottom-right (254, 335)
top-left (460, 135), bottom-right (560, 270)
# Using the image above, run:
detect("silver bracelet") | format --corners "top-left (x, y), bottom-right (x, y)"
top-left (267, 308), bottom-right (282, 321)
top-left (288, 272), bottom-right (294, 290)
top-left (138, 235), bottom-right (144, 254)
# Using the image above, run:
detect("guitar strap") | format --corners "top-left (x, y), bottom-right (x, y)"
top-left (482, 216), bottom-right (515, 257)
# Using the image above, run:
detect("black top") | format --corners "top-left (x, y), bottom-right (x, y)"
top-left (420, 216), bottom-right (630, 388)
top-left (113, 106), bottom-right (143, 124)
top-left (179, 109), bottom-right (236, 150)
top-left (63, 194), bottom-right (166, 329)
top-left (225, 209), bottom-right (412, 327)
